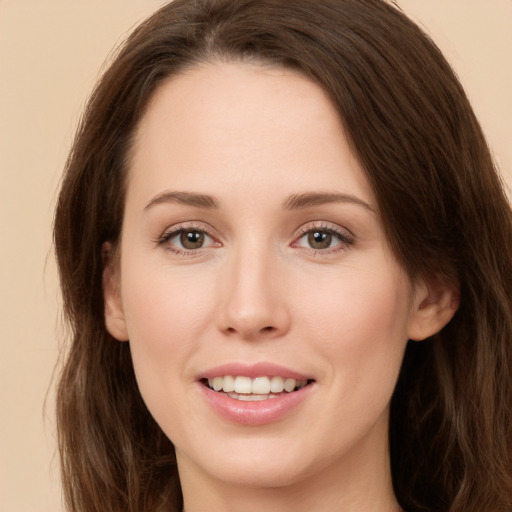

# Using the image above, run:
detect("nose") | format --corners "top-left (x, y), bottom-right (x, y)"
top-left (216, 243), bottom-right (291, 340)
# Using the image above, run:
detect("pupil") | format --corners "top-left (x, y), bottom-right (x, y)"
top-left (180, 230), bottom-right (204, 249)
top-left (308, 231), bottom-right (331, 249)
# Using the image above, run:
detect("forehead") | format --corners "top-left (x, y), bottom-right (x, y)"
top-left (127, 60), bottom-right (374, 208)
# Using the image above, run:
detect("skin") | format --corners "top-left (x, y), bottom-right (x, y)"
top-left (104, 61), bottom-right (457, 512)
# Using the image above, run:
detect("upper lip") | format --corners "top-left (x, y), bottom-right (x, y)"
top-left (197, 362), bottom-right (313, 381)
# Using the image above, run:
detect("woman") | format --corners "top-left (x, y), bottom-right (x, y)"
top-left (53, 0), bottom-right (512, 511)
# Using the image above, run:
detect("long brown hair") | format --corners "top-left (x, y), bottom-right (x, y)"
top-left (53, 1), bottom-right (512, 510)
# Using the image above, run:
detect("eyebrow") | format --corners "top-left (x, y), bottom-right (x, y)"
top-left (282, 192), bottom-right (374, 212)
top-left (144, 191), bottom-right (219, 210)
top-left (143, 190), bottom-right (373, 212)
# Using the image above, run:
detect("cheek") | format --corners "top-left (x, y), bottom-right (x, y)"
top-left (119, 261), bottom-right (216, 403)
top-left (300, 265), bottom-right (412, 401)
top-left (122, 255), bottom-right (216, 338)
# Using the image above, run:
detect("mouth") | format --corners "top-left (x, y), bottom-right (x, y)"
top-left (201, 375), bottom-right (315, 401)
top-left (198, 365), bottom-right (316, 425)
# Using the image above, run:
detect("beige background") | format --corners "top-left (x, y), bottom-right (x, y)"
top-left (0, 1), bottom-right (510, 510)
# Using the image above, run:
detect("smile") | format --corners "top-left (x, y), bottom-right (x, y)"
top-left (205, 376), bottom-right (311, 401)
top-left (198, 363), bottom-right (315, 424)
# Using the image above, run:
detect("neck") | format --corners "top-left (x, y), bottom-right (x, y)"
top-left (181, 465), bottom-right (400, 512)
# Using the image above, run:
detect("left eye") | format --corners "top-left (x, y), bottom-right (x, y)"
top-left (295, 228), bottom-right (350, 250)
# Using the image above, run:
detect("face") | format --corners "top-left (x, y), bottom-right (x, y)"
top-left (104, 61), bottom-right (451, 492)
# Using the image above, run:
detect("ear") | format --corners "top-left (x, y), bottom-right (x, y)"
top-left (102, 242), bottom-right (129, 342)
top-left (408, 277), bottom-right (459, 341)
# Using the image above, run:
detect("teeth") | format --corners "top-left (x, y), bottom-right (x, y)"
top-left (227, 392), bottom-right (279, 401)
top-left (222, 375), bottom-right (235, 392)
top-left (206, 376), bottom-right (309, 395)
top-left (234, 376), bottom-right (252, 394)
top-left (212, 376), bottom-right (223, 391)
top-left (270, 376), bottom-right (284, 393)
top-left (284, 378), bottom-right (296, 392)
top-left (252, 376), bottom-right (270, 394)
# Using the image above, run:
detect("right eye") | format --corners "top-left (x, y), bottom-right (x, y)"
top-left (158, 226), bottom-right (218, 254)
top-left (174, 229), bottom-right (207, 250)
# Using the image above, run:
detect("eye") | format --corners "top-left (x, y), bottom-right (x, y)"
top-left (176, 229), bottom-right (206, 250)
top-left (306, 230), bottom-right (335, 250)
top-left (157, 225), bottom-right (218, 253)
top-left (294, 225), bottom-right (353, 252)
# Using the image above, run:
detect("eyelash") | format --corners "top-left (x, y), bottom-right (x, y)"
top-left (155, 222), bottom-right (354, 256)
top-left (155, 222), bottom-right (217, 256)
top-left (294, 223), bottom-right (354, 254)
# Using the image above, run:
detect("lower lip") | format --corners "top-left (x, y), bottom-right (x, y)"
top-left (199, 382), bottom-right (314, 426)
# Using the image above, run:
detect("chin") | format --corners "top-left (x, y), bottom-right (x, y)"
top-left (176, 432), bottom-right (334, 490)
top-left (207, 457), bottom-right (314, 489)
